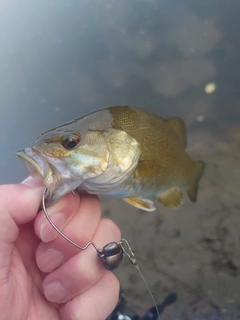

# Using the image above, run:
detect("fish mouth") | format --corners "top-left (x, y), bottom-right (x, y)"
top-left (17, 148), bottom-right (48, 178)
top-left (17, 147), bottom-right (78, 206)
top-left (16, 147), bottom-right (61, 196)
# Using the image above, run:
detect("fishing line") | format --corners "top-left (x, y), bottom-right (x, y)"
top-left (42, 187), bottom-right (161, 320)
top-left (119, 239), bottom-right (161, 320)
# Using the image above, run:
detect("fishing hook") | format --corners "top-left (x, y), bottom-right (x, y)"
top-left (42, 188), bottom-right (125, 270)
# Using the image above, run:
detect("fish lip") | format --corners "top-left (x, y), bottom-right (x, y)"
top-left (16, 147), bottom-right (56, 186)
top-left (17, 147), bottom-right (67, 206)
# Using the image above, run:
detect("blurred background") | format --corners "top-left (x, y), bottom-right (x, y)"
top-left (0, 1), bottom-right (239, 319)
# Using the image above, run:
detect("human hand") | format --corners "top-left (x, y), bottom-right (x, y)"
top-left (0, 178), bottom-right (120, 320)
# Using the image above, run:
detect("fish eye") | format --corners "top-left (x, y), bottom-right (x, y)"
top-left (62, 134), bottom-right (81, 150)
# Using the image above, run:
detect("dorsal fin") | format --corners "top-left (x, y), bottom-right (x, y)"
top-left (166, 118), bottom-right (187, 148)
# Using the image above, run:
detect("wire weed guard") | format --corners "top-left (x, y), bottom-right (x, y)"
top-left (42, 189), bottom-right (135, 271)
top-left (42, 188), bottom-right (172, 320)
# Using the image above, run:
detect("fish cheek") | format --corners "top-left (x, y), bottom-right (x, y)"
top-left (66, 149), bottom-right (108, 179)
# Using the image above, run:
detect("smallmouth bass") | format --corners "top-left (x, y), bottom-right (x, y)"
top-left (17, 106), bottom-right (204, 211)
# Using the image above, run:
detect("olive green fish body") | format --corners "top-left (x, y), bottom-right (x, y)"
top-left (17, 106), bottom-right (204, 211)
top-left (102, 106), bottom-right (204, 210)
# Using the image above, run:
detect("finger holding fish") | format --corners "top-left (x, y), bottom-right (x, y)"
top-left (34, 192), bottom-right (80, 243)
top-left (41, 218), bottom-right (121, 304)
top-left (35, 193), bottom-right (101, 272)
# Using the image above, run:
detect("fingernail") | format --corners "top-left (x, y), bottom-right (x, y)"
top-left (44, 281), bottom-right (69, 302)
top-left (40, 213), bottom-right (66, 242)
top-left (36, 248), bottom-right (64, 272)
top-left (21, 176), bottom-right (44, 188)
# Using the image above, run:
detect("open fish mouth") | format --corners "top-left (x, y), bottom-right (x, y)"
top-left (16, 147), bottom-right (78, 206)
top-left (17, 148), bottom-right (47, 178)
top-left (16, 147), bottom-right (61, 188)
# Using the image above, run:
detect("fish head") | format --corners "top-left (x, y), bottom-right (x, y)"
top-left (17, 128), bottom-right (110, 205)
top-left (17, 122), bottom-right (141, 206)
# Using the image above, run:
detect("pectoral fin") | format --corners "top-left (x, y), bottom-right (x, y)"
top-left (123, 197), bottom-right (156, 211)
top-left (158, 187), bottom-right (184, 208)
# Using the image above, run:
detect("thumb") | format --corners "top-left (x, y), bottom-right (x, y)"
top-left (0, 179), bottom-right (44, 281)
top-left (0, 177), bottom-right (44, 225)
